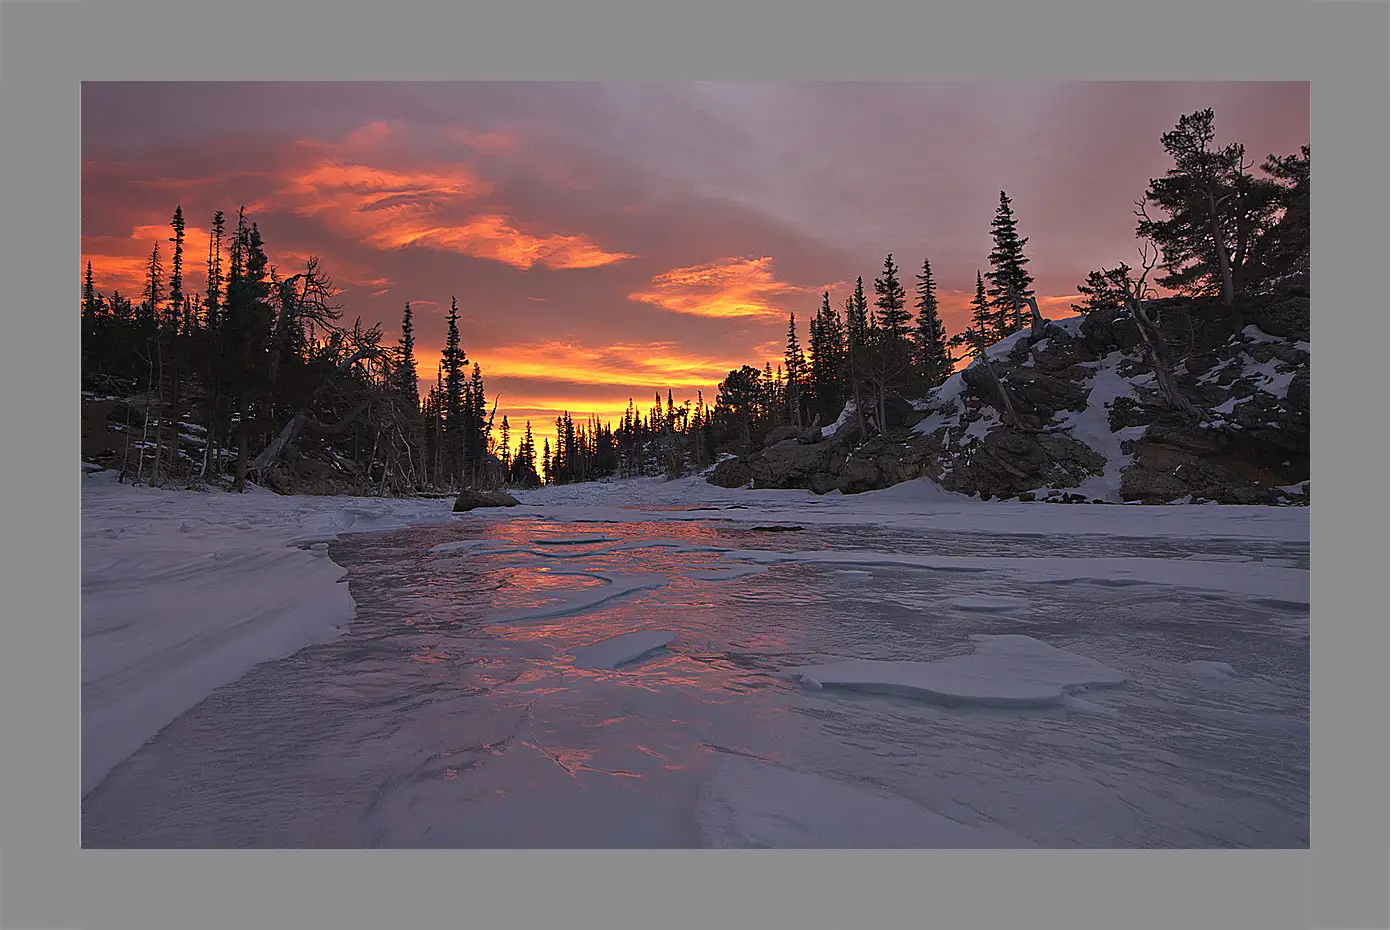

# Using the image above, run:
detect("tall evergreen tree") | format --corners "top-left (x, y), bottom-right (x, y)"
top-left (912, 258), bottom-right (952, 388)
top-left (985, 191), bottom-right (1034, 338)
top-left (872, 253), bottom-right (911, 341)
top-left (783, 312), bottom-right (807, 425)
top-left (140, 242), bottom-right (163, 338)
top-left (1251, 145), bottom-right (1309, 280)
top-left (394, 302), bottom-right (419, 413)
top-left (812, 292), bottom-right (845, 421)
top-left (499, 415), bottom-right (511, 474)
top-left (166, 205), bottom-right (186, 332)
top-left (950, 271), bottom-right (994, 360)
top-left (205, 210), bottom-right (225, 329)
top-left (440, 296), bottom-right (468, 482)
top-left (845, 277), bottom-right (871, 407)
top-left (522, 421), bottom-right (537, 475)
top-left (83, 261), bottom-right (98, 318)
top-left (1135, 108), bottom-right (1281, 313)
top-left (82, 262), bottom-right (100, 374)
top-left (468, 362), bottom-right (488, 473)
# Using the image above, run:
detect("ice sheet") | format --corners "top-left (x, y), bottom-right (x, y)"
top-left (785, 635), bottom-right (1127, 708)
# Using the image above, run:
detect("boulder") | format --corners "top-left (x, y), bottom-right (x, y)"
top-left (453, 489), bottom-right (520, 512)
top-left (762, 425), bottom-right (802, 448)
top-left (1002, 367), bottom-right (1089, 417)
top-left (708, 457), bottom-right (754, 489)
top-left (1243, 290), bottom-right (1310, 341)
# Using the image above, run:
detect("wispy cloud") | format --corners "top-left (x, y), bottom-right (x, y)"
top-left (629, 256), bottom-right (817, 319)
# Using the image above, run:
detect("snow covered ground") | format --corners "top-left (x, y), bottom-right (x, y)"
top-left (80, 471), bottom-right (459, 796)
top-left (81, 467), bottom-right (1309, 847)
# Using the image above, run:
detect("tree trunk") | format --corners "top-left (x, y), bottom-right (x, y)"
top-left (1129, 297), bottom-right (1203, 420)
top-left (1023, 295), bottom-right (1048, 342)
top-left (877, 381), bottom-right (888, 440)
top-left (970, 334), bottom-right (1021, 429)
top-left (233, 395), bottom-right (250, 491)
top-left (250, 399), bottom-right (373, 476)
top-left (1205, 186), bottom-right (1236, 309)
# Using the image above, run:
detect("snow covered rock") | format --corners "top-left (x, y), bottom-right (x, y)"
top-left (705, 283), bottom-right (1309, 506)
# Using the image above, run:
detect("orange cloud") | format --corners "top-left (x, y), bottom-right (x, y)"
top-left (271, 156), bottom-right (631, 270)
top-left (382, 214), bottom-right (633, 270)
top-left (629, 256), bottom-right (817, 319)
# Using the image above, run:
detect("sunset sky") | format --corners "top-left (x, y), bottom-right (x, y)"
top-left (81, 81), bottom-right (1309, 448)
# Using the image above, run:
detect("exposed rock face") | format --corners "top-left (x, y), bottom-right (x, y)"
top-left (707, 285), bottom-right (1310, 505)
top-left (453, 489), bottom-right (520, 511)
top-left (762, 425), bottom-right (802, 448)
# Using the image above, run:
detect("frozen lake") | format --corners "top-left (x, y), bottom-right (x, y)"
top-left (82, 499), bottom-right (1309, 849)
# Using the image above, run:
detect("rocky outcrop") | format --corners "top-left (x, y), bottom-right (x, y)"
top-left (707, 284), bottom-right (1310, 505)
top-left (453, 489), bottom-right (520, 511)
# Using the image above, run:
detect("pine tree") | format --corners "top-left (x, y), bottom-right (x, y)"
top-left (541, 438), bottom-right (552, 484)
top-left (441, 297), bottom-right (468, 483)
top-left (950, 271), bottom-right (994, 360)
top-left (82, 262), bottom-right (100, 375)
top-left (1071, 263), bottom-right (1135, 314)
top-left (1135, 109), bottom-right (1282, 313)
top-left (1251, 146), bottom-right (1309, 281)
top-left (166, 206), bottom-right (186, 333)
top-left (985, 191), bottom-right (1034, 338)
top-left (783, 312), bottom-right (807, 425)
top-left (394, 302), bottom-right (419, 413)
top-left (140, 242), bottom-right (163, 338)
top-left (811, 291), bottom-right (845, 422)
top-left (842, 277), bottom-right (874, 432)
top-left (872, 253), bottom-right (911, 342)
top-left (912, 258), bottom-right (952, 388)
top-left (205, 210), bottom-right (225, 329)
top-left (522, 421), bottom-right (537, 476)
top-left (83, 261), bottom-right (98, 318)
top-left (468, 362), bottom-right (487, 474)
top-left (506, 414), bottom-right (517, 475)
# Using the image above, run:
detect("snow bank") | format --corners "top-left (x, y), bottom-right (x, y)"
top-left (695, 756), bottom-right (1029, 848)
top-left (570, 630), bottom-right (678, 670)
top-left (786, 635), bottom-right (1126, 708)
top-left (81, 472), bottom-right (455, 796)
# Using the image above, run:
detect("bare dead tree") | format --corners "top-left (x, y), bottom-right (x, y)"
top-left (967, 331), bottom-right (1022, 429)
top-left (1008, 284), bottom-right (1049, 342)
top-left (267, 259), bottom-right (344, 388)
top-left (1124, 243), bottom-right (1205, 420)
top-left (249, 319), bottom-right (387, 478)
